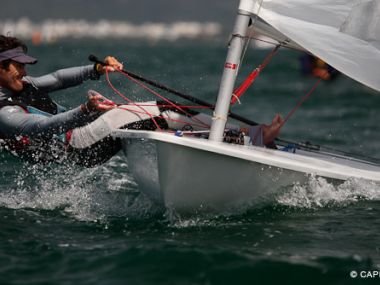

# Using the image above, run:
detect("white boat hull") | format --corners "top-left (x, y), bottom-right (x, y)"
top-left (113, 130), bottom-right (380, 212)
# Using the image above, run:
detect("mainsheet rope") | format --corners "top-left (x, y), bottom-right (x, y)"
top-left (105, 71), bottom-right (162, 130)
top-left (117, 69), bottom-right (208, 124)
top-left (120, 69), bottom-right (213, 129)
top-left (105, 70), bottom-right (211, 130)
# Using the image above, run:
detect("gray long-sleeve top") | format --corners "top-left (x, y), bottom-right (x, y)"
top-left (0, 65), bottom-right (99, 140)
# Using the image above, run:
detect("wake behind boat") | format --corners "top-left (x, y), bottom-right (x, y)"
top-left (112, 0), bottom-right (380, 212)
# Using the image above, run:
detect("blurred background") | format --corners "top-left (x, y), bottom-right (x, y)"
top-left (1, 0), bottom-right (237, 43)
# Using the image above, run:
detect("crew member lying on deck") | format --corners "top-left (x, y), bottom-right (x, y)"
top-left (0, 88), bottom-right (283, 167)
top-left (0, 35), bottom-right (283, 167)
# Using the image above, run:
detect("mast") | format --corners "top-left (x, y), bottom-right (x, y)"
top-left (209, 0), bottom-right (256, 142)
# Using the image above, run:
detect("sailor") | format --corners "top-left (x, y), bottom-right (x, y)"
top-left (299, 53), bottom-right (339, 81)
top-left (0, 35), bottom-right (283, 167)
top-left (0, 35), bottom-right (123, 166)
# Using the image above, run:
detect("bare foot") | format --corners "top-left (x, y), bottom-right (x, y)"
top-left (262, 114), bottom-right (284, 145)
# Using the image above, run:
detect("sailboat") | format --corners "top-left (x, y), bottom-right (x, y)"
top-left (112, 0), bottom-right (380, 212)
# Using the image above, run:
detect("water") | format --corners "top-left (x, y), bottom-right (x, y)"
top-left (1, 39), bottom-right (380, 284)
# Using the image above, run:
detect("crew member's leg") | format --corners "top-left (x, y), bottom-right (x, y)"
top-left (67, 103), bottom-right (161, 167)
top-left (69, 103), bottom-right (161, 149)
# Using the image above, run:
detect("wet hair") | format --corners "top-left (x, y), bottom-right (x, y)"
top-left (0, 35), bottom-right (28, 68)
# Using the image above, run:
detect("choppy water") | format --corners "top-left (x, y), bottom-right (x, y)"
top-left (1, 39), bottom-right (380, 285)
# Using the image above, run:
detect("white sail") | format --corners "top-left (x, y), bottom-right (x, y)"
top-left (247, 0), bottom-right (380, 92)
top-left (247, 17), bottom-right (305, 51)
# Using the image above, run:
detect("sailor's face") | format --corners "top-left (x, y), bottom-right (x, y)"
top-left (0, 61), bottom-right (26, 92)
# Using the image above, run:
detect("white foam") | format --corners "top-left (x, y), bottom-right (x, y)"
top-left (276, 175), bottom-right (380, 208)
top-left (0, 155), bottom-right (159, 222)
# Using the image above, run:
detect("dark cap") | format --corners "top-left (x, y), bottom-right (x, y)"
top-left (0, 47), bottom-right (37, 64)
